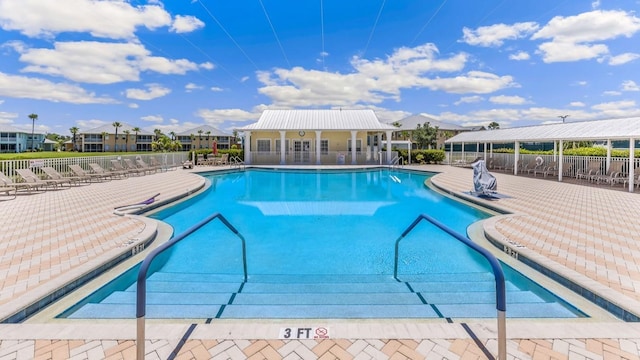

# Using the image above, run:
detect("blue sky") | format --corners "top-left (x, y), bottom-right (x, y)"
top-left (0, 0), bottom-right (639, 136)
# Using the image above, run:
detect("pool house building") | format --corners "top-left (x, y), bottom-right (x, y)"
top-left (0, 124), bottom-right (46, 153)
top-left (236, 109), bottom-right (398, 165)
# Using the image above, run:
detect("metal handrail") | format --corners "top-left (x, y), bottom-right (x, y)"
top-left (393, 214), bottom-right (506, 360)
top-left (390, 156), bottom-right (403, 168)
top-left (135, 213), bottom-right (247, 360)
top-left (230, 156), bottom-right (245, 169)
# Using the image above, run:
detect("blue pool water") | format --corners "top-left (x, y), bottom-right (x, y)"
top-left (60, 168), bottom-right (585, 319)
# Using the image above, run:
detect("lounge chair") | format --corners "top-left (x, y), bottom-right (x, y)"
top-left (535, 161), bottom-right (557, 177)
top-left (523, 157), bottom-right (543, 175)
top-left (0, 184), bottom-right (16, 199)
top-left (149, 157), bottom-right (167, 172)
top-left (123, 158), bottom-right (149, 175)
top-left (575, 160), bottom-right (602, 182)
top-left (594, 161), bottom-right (624, 185)
top-left (111, 159), bottom-right (142, 176)
top-left (214, 153), bottom-right (229, 166)
top-left (89, 163), bottom-right (127, 179)
top-left (0, 170), bottom-right (37, 193)
top-left (15, 168), bottom-right (62, 190)
top-left (135, 159), bottom-right (159, 174)
top-left (41, 166), bottom-right (82, 186)
top-left (69, 164), bottom-right (109, 182)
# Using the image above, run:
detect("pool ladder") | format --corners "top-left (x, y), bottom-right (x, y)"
top-left (393, 214), bottom-right (507, 360)
top-left (135, 213), bottom-right (247, 360)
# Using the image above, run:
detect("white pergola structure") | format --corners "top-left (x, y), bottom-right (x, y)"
top-left (445, 117), bottom-right (640, 193)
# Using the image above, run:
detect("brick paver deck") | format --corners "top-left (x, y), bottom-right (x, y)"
top-left (1, 164), bottom-right (639, 359)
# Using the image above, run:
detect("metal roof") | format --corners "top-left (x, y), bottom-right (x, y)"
top-left (0, 124), bottom-right (44, 134)
top-left (391, 114), bottom-right (467, 131)
top-left (176, 124), bottom-right (231, 136)
top-left (446, 117), bottom-right (640, 143)
top-left (83, 123), bottom-right (154, 135)
top-left (237, 109), bottom-right (397, 131)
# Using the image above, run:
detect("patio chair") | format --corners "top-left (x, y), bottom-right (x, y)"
top-left (89, 163), bottom-right (127, 179)
top-left (523, 157), bottom-right (543, 175)
top-left (594, 161), bottom-right (624, 185)
top-left (41, 166), bottom-right (82, 186)
top-left (123, 158), bottom-right (149, 175)
top-left (535, 161), bottom-right (557, 177)
top-left (0, 170), bottom-right (37, 193)
top-left (69, 164), bottom-right (109, 182)
top-left (575, 160), bottom-right (602, 182)
top-left (15, 168), bottom-right (62, 190)
top-left (214, 153), bottom-right (229, 166)
top-left (149, 157), bottom-right (167, 172)
top-left (111, 159), bottom-right (143, 176)
top-left (135, 159), bottom-right (159, 174)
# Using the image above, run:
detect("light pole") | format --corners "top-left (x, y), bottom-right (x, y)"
top-left (558, 115), bottom-right (569, 123)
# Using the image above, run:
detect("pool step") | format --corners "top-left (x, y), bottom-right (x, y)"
top-left (66, 271), bottom-right (580, 319)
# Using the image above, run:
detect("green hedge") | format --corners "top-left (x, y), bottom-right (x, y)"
top-left (190, 148), bottom-right (243, 160)
top-left (396, 149), bottom-right (446, 164)
top-left (492, 147), bottom-right (640, 158)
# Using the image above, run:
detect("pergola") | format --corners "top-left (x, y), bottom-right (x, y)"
top-left (445, 117), bottom-right (640, 192)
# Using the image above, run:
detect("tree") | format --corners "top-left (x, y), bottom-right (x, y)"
top-left (154, 129), bottom-right (162, 141)
top-left (488, 121), bottom-right (500, 130)
top-left (414, 122), bottom-right (438, 149)
top-left (206, 131), bottom-right (211, 147)
top-left (28, 113), bottom-right (38, 151)
top-left (112, 122), bottom-right (122, 151)
top-left (132, 127), bottom-right (141, 152)
top-left (123, 130), bottom-right (131, 152)
top-left (197, 130), bottom-right (203, 149)
top-left (101, 131), bottom-right (107, 152)
top-left (151, 135), bottom-right (182, 152)
top-left (169, 131), bottom-right (176, 141)
top-left (69, 126), bottom-right (79, 151)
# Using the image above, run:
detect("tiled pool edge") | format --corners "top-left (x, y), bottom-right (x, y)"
top-left (0, 180), bottom-right (207, 324)
top-left (428, 175), bottom-right (640, 322)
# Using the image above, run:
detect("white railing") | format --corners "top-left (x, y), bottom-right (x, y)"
top-left (248, 151), bottom-right (386, 165)
top-left (0, 152), bottom-right (189, 180)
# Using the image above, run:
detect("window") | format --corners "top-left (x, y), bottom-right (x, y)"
top-left (347, 139), bottom-right (362, 153)
top-left (321, 140), bottom-right (329, 155)
top-left (275, 139), bottom-right (289, 154)
top-left (257, 139), bottom-right (270, 152)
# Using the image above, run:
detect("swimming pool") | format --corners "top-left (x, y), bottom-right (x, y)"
top-left (60, 168), bottom-right (585, 319)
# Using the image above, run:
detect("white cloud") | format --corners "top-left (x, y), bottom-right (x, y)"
top-left (125, 83), bottom-right (171, 100)
top-left (170, 15), bottom-right (204, 33)
top-left (17, 41), bottom-right (199, 84)
top-left (461, 22), bottom-right (539, 47)
top-left (509, 51), bottom-right (530, 61)
top-left (532, 10), bottom-right (640, 63)
top-left (608, 53), bottom-right (640, 65)
top-left (185, 83), bottom-right (203, 92)
top-left (575, 81), bottom-right (588, 86)
top-left (76, 119), bottom-right (108, 130)
top-left (569, 101), bottom-right (585, 107)
top-left (489, 95), bottom-right (529, 105)
top-left (590, 100), bottom-right (640, 117)
top-left (128, 103), bottom-right (139, 109)
top-left (591, 0), bottom-right (600, 9)
top-left (200, 62), bottom-right (215, 70)
top-left (603, 90), bottom-right (621, 96)
top-left (0, 71), bottom-right (115, 103)
top-left (141, 115), bottom-right (164, 123)
top-left (454, 96), bottom-right (483, 105)
top-left (196, 108), bottom-right (261, 125)
top-left (210, 87), bottom-right (224, 92)
top-left (257, 43), bottom-right (516, 107)
top-left (622, 80), bottom-right (639, 91)
top-left (0, 0), bottom-right (171, 39)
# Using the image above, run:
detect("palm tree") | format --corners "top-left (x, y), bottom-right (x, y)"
top-left (206, 131), bottom-right (211, 146)
top-left (197, 130), bottom-right (203, 149)
top-left (112, 122), bottom-right (122, 152)
top-left (123, 130), bottom-right (131, 152)
top-left (169, 131), bottom-right (176, 141)
top-left (69, 126), bottom-right (79, 151)
top-left (28, 113), bottom-right (38, 151)
top-left (154, 129), bottom-right (162, 141)
top-left (132, 127), bottom-right (141, 152)
top-left (488, 121), bottom-right (500, 130)
top-left (101, 131), bottom-right (107, 152)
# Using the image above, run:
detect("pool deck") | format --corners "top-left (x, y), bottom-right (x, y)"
top-left (1, 164), bottom-right (640, 359)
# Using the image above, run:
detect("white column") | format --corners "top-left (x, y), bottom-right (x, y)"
top-left (386, 131), bottom-right (393, 165)
top-left (606, 139), bottom-right (611, 170)
top-left (461, 142), bottom-right (465, 163)
top-left (490, 143), bottom-right (493, 156)
top-left (315, 131), bottom-right (322, 165)
top-left (553, 141), bottom-right (557, 162)
top-left (629, 137), bottom-right (635, 192)
top-left (514, 141), bottom-right (520, 175)
top-left (449, 142), bottom-right (453, 165)
top-left (483, 142), bottom-right (487, 161)
top-left (279, 131), bottom-right (286, 165)
top-left (559, 140), bottom-right (564, 182)
top-left (350, 131), bottom-right (358, 165)
top-left (476, 142), bottom-right (480, 159)
top-left (244, 131), bottom-right (251, 164)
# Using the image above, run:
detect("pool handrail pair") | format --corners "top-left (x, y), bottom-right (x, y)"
top-left (393, 214), bottom-right (507, 360)
top-left (135, 212), bottom-right (247, 360)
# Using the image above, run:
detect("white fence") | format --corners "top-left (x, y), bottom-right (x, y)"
top-left (0, 152), bottom-right (189, 180)
top-left (248, 150), bottom-right (398, 165)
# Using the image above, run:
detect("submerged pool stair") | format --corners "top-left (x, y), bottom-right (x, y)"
top-left (67, 271), bottom-right (577, 319)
